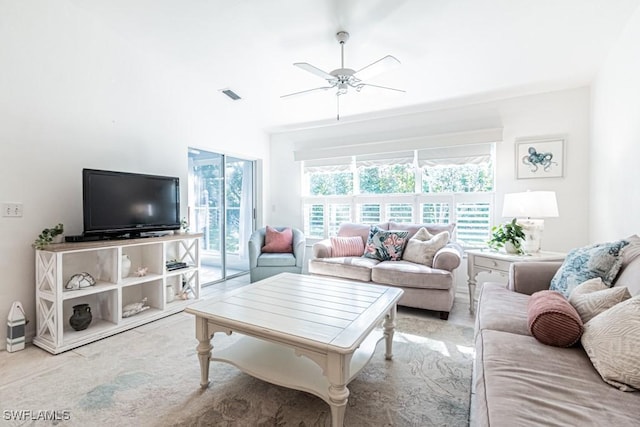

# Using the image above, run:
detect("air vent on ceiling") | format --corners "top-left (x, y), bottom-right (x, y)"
top-left (220, 89), bottom-right (242, 101)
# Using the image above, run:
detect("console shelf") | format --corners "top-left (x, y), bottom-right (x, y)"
top-left (33, 233), bottom-right (202, 354)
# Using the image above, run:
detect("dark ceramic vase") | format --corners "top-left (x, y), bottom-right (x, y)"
top-left (69, 304), bottom-right (92, 331)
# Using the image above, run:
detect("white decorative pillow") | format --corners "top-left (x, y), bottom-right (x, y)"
top-left (581, 296), bottom-right (640, 391)
top-left (401, 228), bottom-right (449, 267)
top-left (569, 278), bottom-right (631, 323)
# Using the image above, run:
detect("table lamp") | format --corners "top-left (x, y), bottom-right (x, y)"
top-left (502, 191), bottom-right (559, 253)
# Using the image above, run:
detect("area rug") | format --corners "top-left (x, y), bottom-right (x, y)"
top-left (0, 311), bottom-right (474, 426)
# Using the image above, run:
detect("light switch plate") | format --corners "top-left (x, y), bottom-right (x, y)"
top-left (2, 203), bottom-right (23, 217)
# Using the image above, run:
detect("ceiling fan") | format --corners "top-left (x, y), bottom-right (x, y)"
top-left (281, 31), bottom-right (405, 119)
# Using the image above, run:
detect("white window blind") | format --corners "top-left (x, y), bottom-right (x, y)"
top-left (355, 151), bottom-right (415, 168)
top-left (303, 157), bottom-right (352, 173)
top-left (418, 143), bottom-right (492, 167)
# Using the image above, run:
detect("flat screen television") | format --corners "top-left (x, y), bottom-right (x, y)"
top-left (82, 168), bottom-right (180, 237)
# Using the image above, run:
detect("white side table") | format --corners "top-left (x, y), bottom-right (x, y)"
top-left (466, 249), bottom-right (566, 314)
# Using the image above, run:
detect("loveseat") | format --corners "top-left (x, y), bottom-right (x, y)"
top-left (471, 237), bottom-right (640, 426)
top-left (308, 222), bottom-right (462, 319)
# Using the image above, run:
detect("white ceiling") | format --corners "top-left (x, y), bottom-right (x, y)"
top-left (75, 0), bottom-right (640, 130)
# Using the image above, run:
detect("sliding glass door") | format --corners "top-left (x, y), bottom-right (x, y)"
top-left (188, 148), bottom-right (255, 285)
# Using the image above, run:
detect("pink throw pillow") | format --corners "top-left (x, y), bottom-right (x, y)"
top-left (331, 236), bottom-right (365, 257)
top-left (527, 290), bottom-right (583, 347)
top-left (262, 226), bottom-right (293, 253)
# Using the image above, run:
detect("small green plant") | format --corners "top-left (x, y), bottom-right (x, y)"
top-left (487, 218), bottom-right (525, 254)
top-left (34, 223), bottom-right (64, 249)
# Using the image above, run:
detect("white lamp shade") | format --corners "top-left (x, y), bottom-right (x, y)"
top-left (502, 191), bottom-right (559, 218)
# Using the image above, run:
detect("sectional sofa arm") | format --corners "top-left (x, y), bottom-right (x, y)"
top-left (312, 239), bottom-right (333, 258)
top-left (508, 261), bottom-right (563, 295)
top-left (432, 243), bottom-right (463, 272)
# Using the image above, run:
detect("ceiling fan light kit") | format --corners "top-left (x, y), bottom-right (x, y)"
top-left (282, 31), bottom-right (405, 120)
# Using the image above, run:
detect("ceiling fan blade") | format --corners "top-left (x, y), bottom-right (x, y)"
top-left (294, 62), bottom-right (336, 81)
top-left (353, 55), bottom-right (401, 81)
top-left (280, 86), bottom-right (335, 98)
top-left (356, 83), bottom-right (405, 93)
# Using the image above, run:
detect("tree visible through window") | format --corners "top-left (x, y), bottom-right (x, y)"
top-left (359, 164), bottom-right (415, 194)
top-left (308, 172), bottom-right (353, 196)
top-left (423, 164), bottom-right (493, 193)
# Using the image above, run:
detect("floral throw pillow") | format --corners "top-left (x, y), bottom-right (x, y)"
top-left (549, 240), bottom-right (630, 297)
top-left (363, 226), bottom-right (409, 261)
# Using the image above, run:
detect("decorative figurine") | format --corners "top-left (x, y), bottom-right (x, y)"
top-left (134, 266), bottom-right (148, 277)
top-left (122, 297), bottom-right (150, 318)
top-left (65, 272), bottom-right (96, 290)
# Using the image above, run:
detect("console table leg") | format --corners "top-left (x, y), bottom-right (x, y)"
top-left (468, 280), bottom-right (477, 315)
top-left (383, 305), bottom-right (397, 360)
top-left (194, 316), bottom-right (212, 389)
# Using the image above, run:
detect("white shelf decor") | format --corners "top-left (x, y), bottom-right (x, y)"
top-left (34, 233), bottom-right (202, 354)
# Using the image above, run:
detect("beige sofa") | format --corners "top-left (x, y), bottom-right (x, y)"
top-left (308, 222), bottom-right (462, 319)
top-left (472, 241), bottom-right (640, 425)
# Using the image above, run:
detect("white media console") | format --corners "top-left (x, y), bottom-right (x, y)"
top-left (33, 233), bottom-right (202, 354)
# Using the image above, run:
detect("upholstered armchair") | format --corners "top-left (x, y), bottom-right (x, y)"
top-left (248, 226), bottom-right (306, 282)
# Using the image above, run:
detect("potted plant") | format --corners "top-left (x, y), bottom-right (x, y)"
top-left (34, 223), bottom-right (64, 249)
top-left (487, 218), bottom-right (525, 254)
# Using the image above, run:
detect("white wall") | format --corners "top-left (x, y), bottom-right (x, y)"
top-left (269, 87), bottom-right (592, 255)
top-left (591, 6), bottom-right (640, 242)
top-left (0, 3), bottom-right (269, 345)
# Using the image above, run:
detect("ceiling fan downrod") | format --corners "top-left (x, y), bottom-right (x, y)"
top-left (337, 31), bottom-right (349, 69)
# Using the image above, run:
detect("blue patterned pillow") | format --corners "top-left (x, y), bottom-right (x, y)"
top-left (363, 226), bottom-right (409, 261)
top-left (550, 240), bottom-right (630, 297)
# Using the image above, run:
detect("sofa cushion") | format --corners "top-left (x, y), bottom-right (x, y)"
top-left (371, 261), bottom-right (452, 290)
top-left (363, 226), bottom-right (409, 261)
top-left (549, 239), bottom-right (630, 297)
top-left (581, 296), bottom-right (640, 391)
top-left (388, 221), bottom-right (456, 240)
top-left (569, 278), bottom-right (631, 323)
top-left (401, 228), bottom-right (449, 267)
top-left (527, 290), bottom-right (583, 347)
top-left (475, 282), bottom-right (532, 339)
top-left (308, 257), bottom-right (379, 282)
top-left (474, 329), bottom-right (640, 426)
top-left (257, 253), bottom-right (296, 267)
top-left (261, 226), bottom-right (293, 253)
top-left (330, 236), bottom-right (364, 257)
top-left (337, 222), bottom-right (389, 244)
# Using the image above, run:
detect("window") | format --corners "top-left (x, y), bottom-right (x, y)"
top-left (303, 204), bottom-right (324, 237)
top-left (301, 144), bottom-right (495, 247)
top-left (357, 203), bottom-right (381, 224)
top-left (303, 157), bottom-right (353, 196)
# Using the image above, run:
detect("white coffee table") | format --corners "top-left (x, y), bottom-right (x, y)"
top-left (185, 272), bottom-right (404, 427)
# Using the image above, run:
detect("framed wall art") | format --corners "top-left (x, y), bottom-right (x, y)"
top-left (516, 136), bottom-right (564, 179)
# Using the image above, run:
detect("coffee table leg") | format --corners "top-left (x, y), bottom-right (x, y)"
top-left (195, 316), bottom-right (212, 388)
top-left (383, 304), bottom-right (397, 360)
top-left (327, 353), bottom-right (351, 427)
